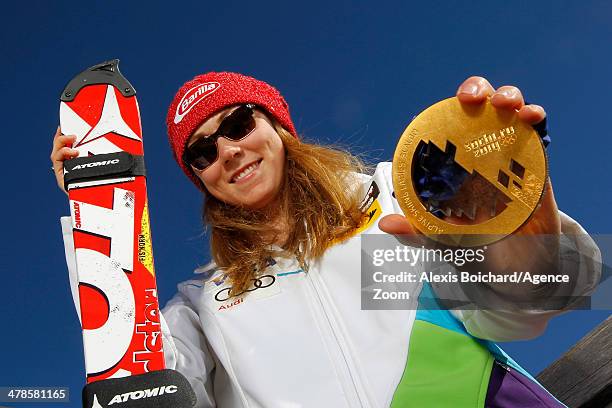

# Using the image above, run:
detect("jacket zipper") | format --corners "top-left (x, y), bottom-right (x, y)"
top-left (305, 268), bottom-right (371, 407)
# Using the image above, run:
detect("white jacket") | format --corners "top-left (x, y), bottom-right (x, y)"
top-left (62, 162), bottom-right (601, 408)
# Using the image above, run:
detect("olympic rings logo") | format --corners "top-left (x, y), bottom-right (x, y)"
top-left (214, 274), bottom-right (276, 302)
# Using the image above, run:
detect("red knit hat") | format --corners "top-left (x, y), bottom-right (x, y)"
top-left (166, 72), bottom-right (298, 189)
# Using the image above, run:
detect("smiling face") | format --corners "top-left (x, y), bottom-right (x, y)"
top-left (187, 106), bottom-right (286, 209)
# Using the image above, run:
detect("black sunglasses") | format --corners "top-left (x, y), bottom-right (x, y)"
top-left (183, 104), bottom-right (257, 171)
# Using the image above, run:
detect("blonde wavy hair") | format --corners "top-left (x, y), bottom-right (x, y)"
top-left (202, 121), bottom-right (369, 295)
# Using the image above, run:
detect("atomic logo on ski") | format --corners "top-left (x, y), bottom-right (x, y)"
top-left (67, 158), bottom-right (120, 172)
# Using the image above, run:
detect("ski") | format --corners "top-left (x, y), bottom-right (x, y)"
top-left (59, 60), bottom-right (165, 383)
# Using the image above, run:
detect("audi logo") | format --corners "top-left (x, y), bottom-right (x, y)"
top-left (215, 274), bottom-right (276, 302)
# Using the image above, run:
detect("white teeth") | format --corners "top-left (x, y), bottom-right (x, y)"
top-left (233, 161), bottom-right (259, 182)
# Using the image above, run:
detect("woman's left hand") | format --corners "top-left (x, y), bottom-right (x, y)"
top-left (379, 77), bottom-right (562, 299)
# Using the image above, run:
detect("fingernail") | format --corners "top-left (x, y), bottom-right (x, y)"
top-left (499, 88), bottom-right (517, 98)
top-left (458, 83), bottom-right (478, 96)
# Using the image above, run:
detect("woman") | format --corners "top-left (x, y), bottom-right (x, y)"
top-left (52, 73), bottom-right (601, 407)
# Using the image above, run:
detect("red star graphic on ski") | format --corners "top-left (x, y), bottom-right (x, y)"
top-left (76, 84), bottom-right (141, 147)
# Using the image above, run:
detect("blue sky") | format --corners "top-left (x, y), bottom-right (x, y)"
top-left (1, 0), bottom-right (610, 406)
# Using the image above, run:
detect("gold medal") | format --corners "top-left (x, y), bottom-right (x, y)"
top-left (392, 97), bottom-right (547, 247)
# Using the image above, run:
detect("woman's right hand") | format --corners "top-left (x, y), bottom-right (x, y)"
top-left (50, 126), bottom-right (79, 194)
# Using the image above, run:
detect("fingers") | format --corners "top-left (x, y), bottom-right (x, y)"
top-left (490, 87), bottom-right (547, 127)
top-left (490, 85), bottom-right (524, 110)
top-left (456, 76), bottom-right (495, 104)
top-left (50, 127), bottom-right (79, 194)
top-left (52, 145), bottom-right (79, 162)
top-left (457, 79), bottom-right (525, 110)
top-left (378, 214), bottom-right (426, 247)
top-left (51, 136), bottom-right (79, 163)
top-left (457, 77), bottom-right (547, 128)
top-left (518, 104), bottom-right (546, 125)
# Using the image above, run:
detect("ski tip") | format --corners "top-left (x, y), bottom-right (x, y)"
top-left (88, 59), bottom-right (121, 73)
top-left (60, 59), bottom-right (136, 102)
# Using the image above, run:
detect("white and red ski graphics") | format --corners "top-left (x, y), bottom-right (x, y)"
top-left (59, 60), bottom-right (164, 383)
